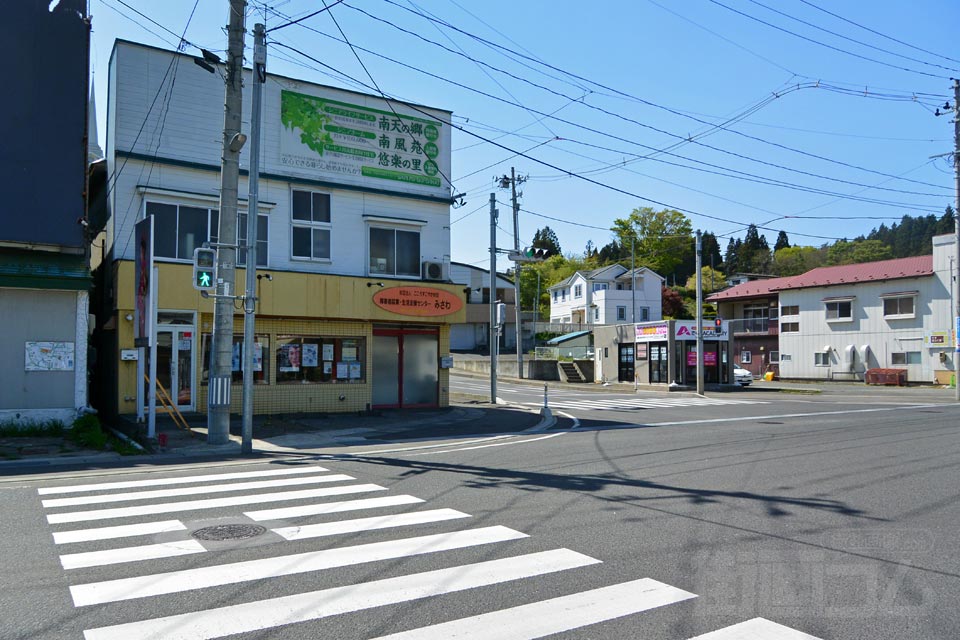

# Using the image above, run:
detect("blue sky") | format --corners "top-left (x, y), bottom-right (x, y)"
top-left (89, 0), bottom-right (959, 270)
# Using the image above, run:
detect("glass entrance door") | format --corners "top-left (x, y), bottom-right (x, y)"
top-left (144, 326), bottom-right (195, 412)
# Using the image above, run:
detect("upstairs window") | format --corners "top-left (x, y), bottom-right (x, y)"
top-left (291, 190), bottom-right (331, 261)
top-left (574, 284), bottom-right (583, 298)
top-left (147, 202), bottom-right (217, 260)
top-left (825, 300), bottom-right (852, 321)
top-left (369, 227), bottom-right (420, 277)
top-left (781, 305), bottom-right (799, 316)
top-left (616, 306), bottom-right (626, 321)
top-left (883, 295), bottom-right (915, 319)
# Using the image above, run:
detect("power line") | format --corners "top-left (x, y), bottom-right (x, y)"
top-left (267, 0), bottom-right (345, 32)
top-left (704, 0), bottom-right (950, 79)
top-left (797, 0), bottom-right (960, 67)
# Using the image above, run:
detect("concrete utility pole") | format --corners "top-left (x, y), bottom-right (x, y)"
top-left (696, 230), bottom-right (704, 395)
top-left (953, 79), bottom-right (959, 402)
top-left (489, 192), bottom-right (498, 404)
top-left (208, 0), bottom-right (246, 445)
top-left (241, 23), bottom-right (265, 454)
top-left (509, 168), bottom-right (525, 379)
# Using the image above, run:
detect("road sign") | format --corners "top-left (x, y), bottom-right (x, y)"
top-left (193, 247), bottom-right (217, 292)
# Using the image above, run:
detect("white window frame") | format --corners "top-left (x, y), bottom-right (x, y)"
top-left (824, 298), bottom-right (853, 322)
top-left (593, 306), bottom-right (599, 321)
top-left (367, 224), bottom-right (422, 278)
top-left (814, 352), bottom-right (830, 366)
top-left (616, 306), bottom-right (626, 321)
top-left (882, 294), bottom-right (916, 320)
top-left (891, 351), bottom-right (921, 366)
top-left (291, 189), bottom-right (332, 262)
top-left (769, 351), bottom-right (779, 363)
top-left (574, 284), bottom-right (583, 298)
top-left (237, 210), bottom-right (269, 268)
top-left (640, 307), bottom-right (650, 322)
top-left (144, 200), bottom-right (218, 263)
top-left (593, 283), bottom-right (608, 292)
top-left (740, 350), bottom-right (752, 364)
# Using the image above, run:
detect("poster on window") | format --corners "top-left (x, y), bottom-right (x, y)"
top-left (323, 361), bottom-right (332, 375)
top-left (336, 362), bottom-right (349, 379)
top-left (232, 342), bottom-right (241, 372)
top-left (342, 345), bottom-right (357, 361)
top-left (348, 362), bottom-right (362, 379)
top-left (302, 343), bottom-right (319, 367)
top-left (322, 344), bottom-right (334, 361)
top-left (279, 344), bottom-right (301, 372)
top-left (253, 342), bottom-right (263, 372)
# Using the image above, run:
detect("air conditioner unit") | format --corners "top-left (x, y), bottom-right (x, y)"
top-left (422, 261), bottom-right (444, 281)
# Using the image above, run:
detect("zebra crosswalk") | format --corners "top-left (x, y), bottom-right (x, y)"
top-left (37, 463), bottom-right (820, 639)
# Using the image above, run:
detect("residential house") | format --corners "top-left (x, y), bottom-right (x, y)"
top-left (709, 234), bottom-right (958, 384)
top-left (95, 40), bottom-right (465, 417)
top-left (1, 1), bottom-right (92, 424)
top-left (547, 265), bottom-right (663, 327)
top-left (448, 262), bottom-right (519, 352)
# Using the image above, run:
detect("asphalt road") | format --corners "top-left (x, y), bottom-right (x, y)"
top-left (2, 378), bottom-right (959, 639)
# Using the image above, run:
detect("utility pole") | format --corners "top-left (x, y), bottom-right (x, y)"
top-left (953, 79), bottom-right (959, 402)
top-left (696, 230), bottom-right (704, 395)
top-left (509, 168), bottom-right (525, 379)
top-left (632, 234), bottom-right (637, 391)
top-left (208, 0), bottom-right (246, 445)
top-left (241, 23), bottom-right (265, 454)
top-left (489, 192), bottom-right (498, 404)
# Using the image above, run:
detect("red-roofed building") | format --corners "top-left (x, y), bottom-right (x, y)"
top-left (708, 235), bottom-right (957, 384)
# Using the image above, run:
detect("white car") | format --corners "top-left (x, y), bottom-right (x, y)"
top-left (734, 366), bottom-right (753, 386)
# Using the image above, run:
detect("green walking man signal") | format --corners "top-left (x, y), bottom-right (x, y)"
top-left (193, 247), bottom-right (217, 292)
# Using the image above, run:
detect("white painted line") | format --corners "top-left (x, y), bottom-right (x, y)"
top-left (354, 435), bottom-right (513, 456)
top-left (245, 494), bottom-right (423, 521)
top-left (42, 474), bottom-right (355, 508)
top-left (647, 404), bottom-right (944, 427)
top-left (81, 549), bottom-right (600, 640)
top-left (52, 520), bottom-right (187, 545)
top-left (272, 509), bottom-right (471, 540)
top-left (372, 577), bottom-right (696, 639)
top-left (38, 466), bottom-right (329, 495)
top-left (71, 525), bottom-right (529, 606)
top-left (48, 484), bottom-right (387, 524)
top-left (60, 540), bottom-right (206, 570)
top-left (405, 432), bottom-right (565, 456)
top-left (688, 617), bottom-right (822, 639)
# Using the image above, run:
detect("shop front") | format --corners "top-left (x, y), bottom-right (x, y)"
top-left (595, 320), bottom-right (732, 388)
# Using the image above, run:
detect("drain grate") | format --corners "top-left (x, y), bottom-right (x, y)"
top-left (191, 524), bottom-right (267, 541)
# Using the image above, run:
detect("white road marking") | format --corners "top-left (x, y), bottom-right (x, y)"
top-left (52, 520), bottom-right (187, 545)
top-left (646, 404), bottom-right (947, 427)
top-left (41, 474), bottom-right (354, 508)
top-left (272, 508), bottom-right (471, 540)
top-left (371, 577), bottom-right (696, 639)
top-left (38, 466), bottom-right (328, 495)
top-left (47, 484), bottom-right (387, 524)
top-left (71, 525), bottom-right (529, 606)
top-left (688, 617), bottom-right (823, 639)
top-left (60, 540), bottom-right (206, 570)
top-left (354, 435), bottom-right (513, 456)
top-left (404, 432), bottom-right (565, 456)
top-left (542, 397), bottom-right (765, 411)
top-left (245, 494), bottom-right (424, 521)
top-left (81, 549), bottom-right (600, 640)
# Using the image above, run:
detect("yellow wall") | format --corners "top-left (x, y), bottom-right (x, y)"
top-left (113, 260), bottom-right (461, 416)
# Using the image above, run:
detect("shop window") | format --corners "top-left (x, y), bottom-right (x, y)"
top-left (369, 227), bottom-right (420, 277)
top-left (825, 300), bottom-right (852, 321)
top-left (616, 306), bottom-right (626, 321)
top-left (147, 202), bottom-right (218, 261)
top-left (740, 351), bottom-right (752, 364)
top-left (574, 284), bottom-right (583, 298)
top-left (291, 190), bottom-right (331, 261)
top-left (883, 296), bottom-right (915, 319)
top-left (781, 321), bottom-right (799, 333)
top-left (201, 335), bottom-right (270, 384)
top-left (238, 211), bottom-right (269, 267)
top-left (276, 336), bottom-right (365, 383)
top-left (814, 352), bottom-right (830, 366)
top-left (891, 351), bottom-right (921, 365)
top-left (781, 305), bottom-right (799, 316)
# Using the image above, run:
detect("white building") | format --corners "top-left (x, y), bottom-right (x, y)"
top-left (447, 262), bottom-right (518, 351)
top-left (776, 234), bottom-right (957, 384)
top-left (548, 265), bottom-right (663, 326)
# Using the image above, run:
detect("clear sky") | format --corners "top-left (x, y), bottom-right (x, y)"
top-left (88, 0), bottom-right (959, 271)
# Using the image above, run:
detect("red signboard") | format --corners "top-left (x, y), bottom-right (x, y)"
top-left (687, 350), bottom-right (717, 366)
top-left (373, 286), bottom-right (463, 317)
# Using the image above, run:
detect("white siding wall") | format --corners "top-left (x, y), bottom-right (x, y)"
top-left (777, 272), bottom-right (953, 382)
top-left (549, 271), bottom-right (663, 324)
top-left (107, 42), bottom-right (452, 278)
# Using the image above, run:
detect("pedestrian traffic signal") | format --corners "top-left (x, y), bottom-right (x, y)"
top-left (193, 247), bottom-right (217, 292)
top-left (714, 317), bottom-right (723, 329)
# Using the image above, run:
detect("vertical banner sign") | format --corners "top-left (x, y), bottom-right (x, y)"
top-left (134, 217), bottom-right (154, 348)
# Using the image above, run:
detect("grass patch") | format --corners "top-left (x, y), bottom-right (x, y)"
top-left (68, 414), bottom-right (108, 449)
top-left (0, 420), bottom-right (66, 437)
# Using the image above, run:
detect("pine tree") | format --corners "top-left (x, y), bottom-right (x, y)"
top-left (774, 230), bottom-right (791, 252)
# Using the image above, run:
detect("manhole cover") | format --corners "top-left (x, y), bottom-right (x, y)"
top-left (191, 524), bottom-right (267, 541)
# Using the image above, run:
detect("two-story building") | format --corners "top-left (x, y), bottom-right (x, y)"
top-left (709, 234), bottom-right (958, 384)
top-left (547, 265), bottom-right (663, 327)
top-left (1, 1), bottom-right (93, 424)
top-left (95, 40), bottom-right (465, 418)
top-left (447, 262), bottom-right (519, 352)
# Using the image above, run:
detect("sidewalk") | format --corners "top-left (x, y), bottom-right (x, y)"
top-left (0, 399), bottom-right (552, 471)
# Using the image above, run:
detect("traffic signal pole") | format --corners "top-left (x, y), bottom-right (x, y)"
top-left (489, 193), bottom-right (498, 404)
top-left (510, 168), bottom-right (524, 379)
top-left (696, 230), bottom-right (704, 395)
top-left (240, 23), bottom-right (265, 454)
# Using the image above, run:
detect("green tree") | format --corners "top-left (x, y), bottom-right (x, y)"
top-left (826, 239), bottom-right (893, 265)
top-left (531, 226), bottom-right (562, 257)
top-left (725, 237), bottom-right (741, 274)
top-left (610, 207), bottom-right (693, 280)
top-left (770, 245), bottom-right (826, 276)
top-left (774, 230), bottom-right (791, 252)
top-left (684, 266), bottom-right (726, 293)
